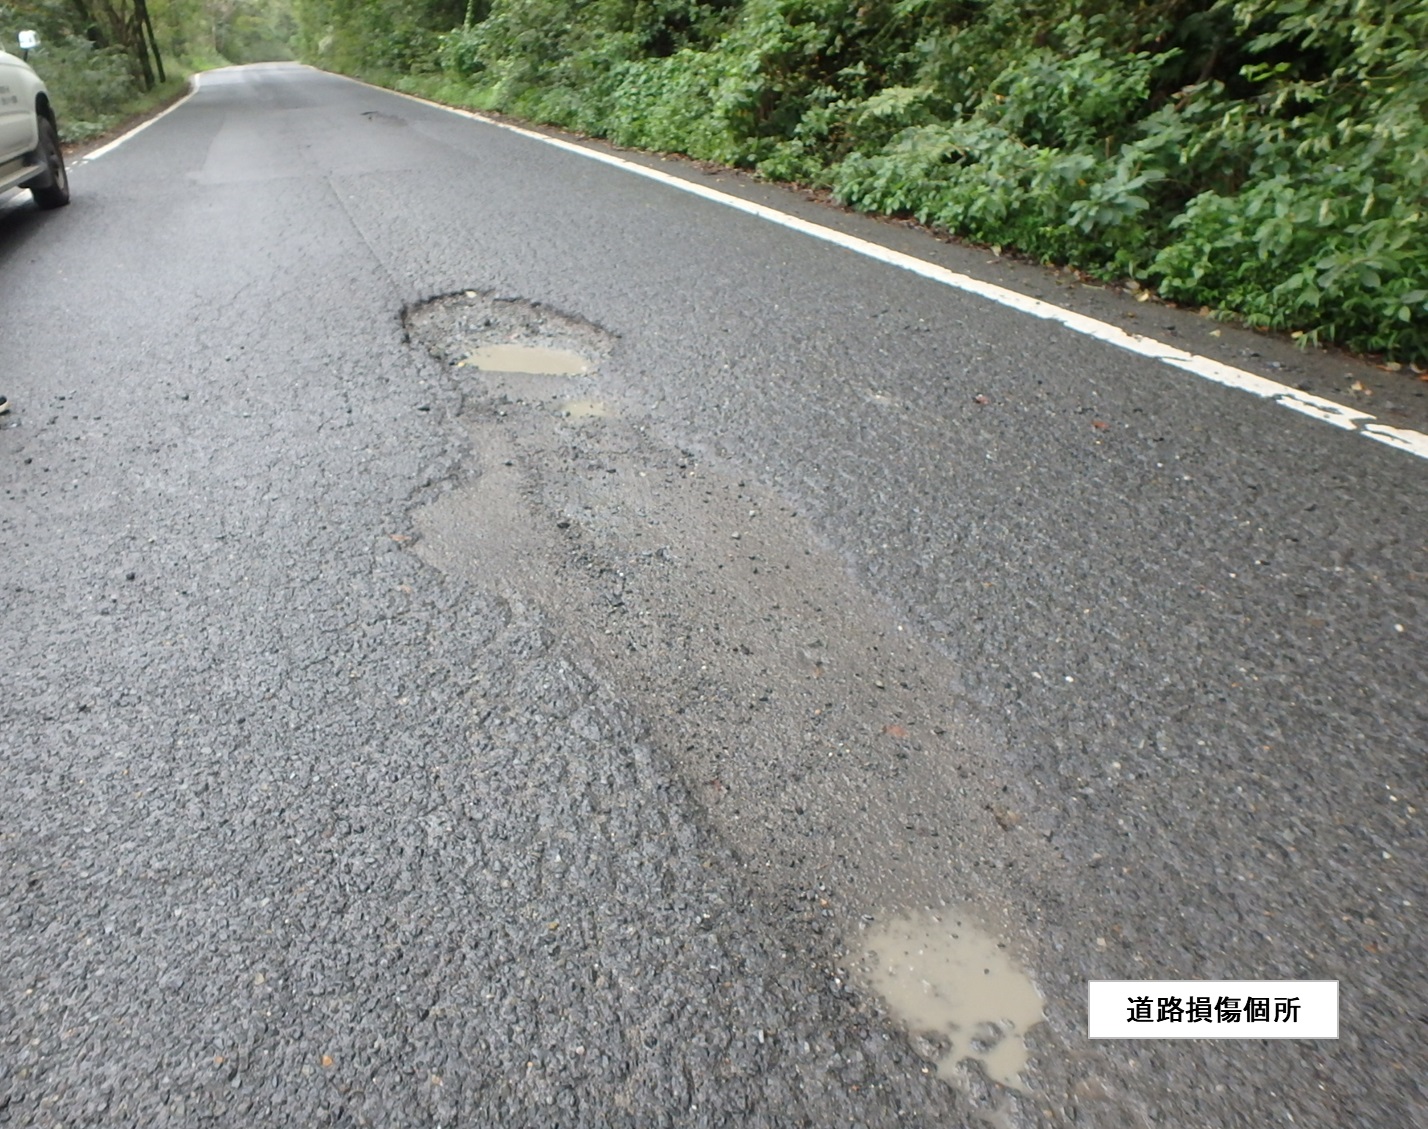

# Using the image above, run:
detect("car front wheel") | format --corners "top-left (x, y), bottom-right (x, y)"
top-left (29, 116), bottom-right (70, 210)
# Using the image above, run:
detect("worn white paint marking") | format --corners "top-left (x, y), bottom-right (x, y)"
top-left (70, 73), bottom-right (202, 167)
top-left (1362, 423), bottom-right (1428, 459)
top-left (370, 73), bottom-right (1421, 462)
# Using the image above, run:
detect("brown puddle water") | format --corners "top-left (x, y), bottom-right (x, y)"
top-left (859, 912), bottom-right (1043, 1090)
top-left (559, 399), bottom-right (614, 419)
top-left (459, 343), bottom-right (590, 375)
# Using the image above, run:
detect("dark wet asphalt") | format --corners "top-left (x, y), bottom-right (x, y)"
top-left (1, 63), bottom-right (1424, 1128)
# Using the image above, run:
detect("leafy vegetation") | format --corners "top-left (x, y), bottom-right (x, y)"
top-left (293, 0), bottom-right (1427, 359)
top-left (3, 0), bottom-right (295, 140)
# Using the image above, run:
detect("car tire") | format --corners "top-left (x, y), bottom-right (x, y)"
top-left (29, 115), bottom-right (70, 210)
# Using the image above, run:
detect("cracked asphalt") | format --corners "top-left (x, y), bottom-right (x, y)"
top-left (1, 63), bottom-right (1424, 1128)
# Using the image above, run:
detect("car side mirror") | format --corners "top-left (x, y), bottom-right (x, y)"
top-left (18, 30), bottom-right (40, 54)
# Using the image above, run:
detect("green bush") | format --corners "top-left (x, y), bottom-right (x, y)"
top-left (1149, 0), bottom-right (1428, 355)
top-left (603, 50), bottom-right (742, 158)
top-left (833, 27), bottom-right (1180, 274)
top-left (38, 37), bottom-right (144, 139)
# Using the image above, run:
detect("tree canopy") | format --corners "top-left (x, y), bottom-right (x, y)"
top-left (3, 0), bottom-right (294, 136)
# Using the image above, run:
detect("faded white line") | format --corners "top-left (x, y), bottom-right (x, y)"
top-left (385, 72), bottom-right (1427, 463)
top-left (70, 73), bottom-right (202, 167)
top-left (1362, 423), bottom-right (1428, 458)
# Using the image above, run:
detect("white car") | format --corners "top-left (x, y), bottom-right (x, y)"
top-left (0, 31), bottom-right (70, 208)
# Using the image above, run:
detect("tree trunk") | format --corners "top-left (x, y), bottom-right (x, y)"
top-left (131, 10), bottom-right (156, 89)
top-left (137, 0), bottom-right (166, 83)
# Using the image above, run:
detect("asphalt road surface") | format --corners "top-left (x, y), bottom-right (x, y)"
top-left (2, 63), bottom-right (1424, 1128)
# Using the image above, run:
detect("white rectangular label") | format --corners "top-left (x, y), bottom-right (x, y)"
top-left (1088, 981), bottom-right (1338, 1039)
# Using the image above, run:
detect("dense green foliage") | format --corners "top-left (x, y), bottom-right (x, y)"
top-left (3, 0), bottom-right (294, 139)
top-left (308, 0), bottom-right (1422, 358)
top-left (293, 0), bottom-right (462, 75)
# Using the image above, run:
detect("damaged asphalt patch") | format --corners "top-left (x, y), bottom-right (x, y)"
top-left (400, 290), bottom-right (1147, 1119)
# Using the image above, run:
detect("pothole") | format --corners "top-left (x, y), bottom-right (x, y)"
top-left (858, 911), bottom-right (1043, 1091)
top-left (405, 290), bottom-right (614, 376)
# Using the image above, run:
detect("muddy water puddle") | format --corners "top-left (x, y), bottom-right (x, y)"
top-left (560, 399), bottom-right (614, 420)
top-left (859, 911), bottom-right (1043, 1090)
top-left (459, 343), bottom-right (590, 375)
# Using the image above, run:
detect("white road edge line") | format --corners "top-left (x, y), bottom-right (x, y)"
top-left (69, 72), bottom-right (204, 167)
